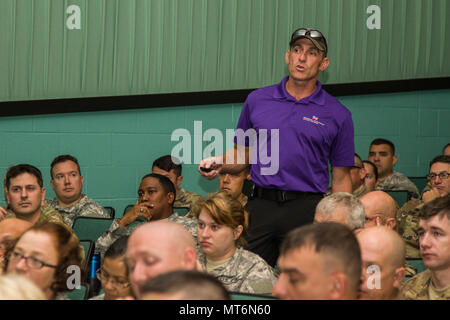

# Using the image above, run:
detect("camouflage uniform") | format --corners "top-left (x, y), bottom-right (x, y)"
top-left (324, 183), bottom-right (368, 198)
top-left (175, 188), bottom-right (201, 209)
top-left (199, 247), bottom-right (278, 295)
top-left (95, 213), bottom-right (198, 258)
top-left (353, 183), bottom-right (369, 198)
top-left (376, 171), bottom-right (420, 199)
top-left (396, 199), bottom-right (423, 259)
top-left (5, 205), bottom-right (67, 227)
top-left (401, 269), bottom-right (450, 300)
top-left (46, 195), bottom-right (110, 228)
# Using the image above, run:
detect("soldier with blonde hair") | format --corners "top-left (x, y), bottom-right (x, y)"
top-left (193, 192), bottom-right (278, 295)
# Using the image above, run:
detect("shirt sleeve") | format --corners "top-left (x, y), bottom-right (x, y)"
top-left (233, 99), bottom-right (252, 146)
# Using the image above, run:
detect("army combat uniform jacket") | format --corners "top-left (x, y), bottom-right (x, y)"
top-left (47, 194), bottom-right (110, 228)
top-left (376, 171), bottom-right (420, 199)
top-left (401, 269), bottom-right (450, 300)
top-left (200, 247), bottom-right (278, 296)
top-left (396, 199), bottom-right (423, 259)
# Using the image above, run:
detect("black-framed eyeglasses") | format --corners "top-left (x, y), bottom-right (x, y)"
top-left (290, 28), bottom-right (328, 52)
top-left (96, 268), bottom-right (130, 289)
top-left (426, 172), bottom-right (450, 180)
top-left (8, 251), bottom-right (58, 269)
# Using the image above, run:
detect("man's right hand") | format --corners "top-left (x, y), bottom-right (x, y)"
top-left (118, 202), bottom-right (154, 227)
top-left (198, 156), bottom-right (222, 180)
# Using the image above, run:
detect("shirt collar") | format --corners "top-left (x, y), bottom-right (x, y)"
top-left (273, 76), bottom-right (326, 105)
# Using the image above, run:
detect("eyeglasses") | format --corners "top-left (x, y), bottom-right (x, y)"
top-left (426, 172), bottom-right (450, 180)
top-left (290, 28), bottom-right (328, 52)
top-left (351, 165), bottom-right (362, 170)
top-left (96, 268), bottom-right (130, 289)
top-left (8, 251), bottom-right (58, 269)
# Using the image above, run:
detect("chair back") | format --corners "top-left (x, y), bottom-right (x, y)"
top-left (64, 282), bottom-right (90, 300)
top-left (384, 190), bottom-right (411, 207)
top-left (73, 216), bottom-right (115, 243)
top-left (408, 177), bottom-right (429, 194)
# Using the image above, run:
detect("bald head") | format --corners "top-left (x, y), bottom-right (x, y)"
top-left (126, 221), bottom-right (198, 297)
top-left (0, 218), bottom-right (32, 255)
top-left (360, 191), bottom-right (397, 229)
top-left (357, 227), bottom-right (405, 268)
top-left (357, 227), bottom-right (406, 300)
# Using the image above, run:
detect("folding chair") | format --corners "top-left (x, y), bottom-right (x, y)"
top-left (103, 206), bottom-right (116, 219)
top-left (73, 216), bottom-right (115, 244)
top-left (384, 190), bottom-right (411, 208)
top-left (408, 177), bottom-right (429, 194)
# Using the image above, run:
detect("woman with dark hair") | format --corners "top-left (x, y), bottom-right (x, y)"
top-left (90, 235), bottom-right (133, 300)
top-left (6, 222), bottom-right (82, 300)
top-left (193, 192), bottom-right (278, 295)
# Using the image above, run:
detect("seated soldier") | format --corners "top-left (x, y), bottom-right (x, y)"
top-left (357, 227), bottom-right (406, 300)
top-left (95, 173), bottom-right (197, 258)
top-left (193, 192), bottom-right (277, 295)
top-left (90, 236), bottom-right (132, 300)
top-left (46, 154), bottom-right (110, 227)
top-left (272, 222), bottom-right (361, 300)
top-left (126, 221), bottom-right (199, 297)
top-left (360, 191), bottom-right (397, 229)
top-left (397, 155), bottom-right (450, 259)
top-left (314, 192), bottom-right (365, 233)
top-left (363, 160), bottom-right (378, 192)
top-left (325, 154), bottom-right (369, 198)
top-left (360, 190), bottom-right (416, 277)
top-left (400, 195), bottom-right (450, 300)
top-left (368, 138), bottom-right (419, 199)
top-left (186, 165), bottom-right (250, 218)
top-left (1, 164), bottom-right (66, 227)
top-left (139, 270), bottom-right (230, 300)
top-left (152, 155), bottom-right (201, 210)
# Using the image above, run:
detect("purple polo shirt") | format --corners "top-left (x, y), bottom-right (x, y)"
top-left (234, 76), bottom-right (354, 193)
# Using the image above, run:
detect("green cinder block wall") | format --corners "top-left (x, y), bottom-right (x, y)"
top-left (1, 88), bottom-right (449, 217)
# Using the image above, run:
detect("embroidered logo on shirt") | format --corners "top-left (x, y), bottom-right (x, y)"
top-left (303, 116), bottom-right (325, 126)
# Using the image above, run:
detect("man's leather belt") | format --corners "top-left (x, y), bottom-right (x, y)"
top-left (251, 185), bottom-right (322, 203)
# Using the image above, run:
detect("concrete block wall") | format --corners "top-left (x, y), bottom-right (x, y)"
top-left (1, 88), bottom-right (449, 217)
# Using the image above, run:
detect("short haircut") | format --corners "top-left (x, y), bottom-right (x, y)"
top-left (5, 164), bottom-right (43, 189)
top-left (280, 222), bottom-right (362, 293)
top-left (315, 192), bottom-right (365, 230)
top-left (370, 138), bottom-right (395, 155)
top-left (419, 195), bottom-right (450, 222)
top-left (152, 155), bottom-right (182, 177)
top-left (105, 235), bottom-right (129, 260)
top-left (192, 192), bottom-right (250, 247)
top-left (363, 160), bottom-right (378, 181)
top-left (139, 270), bottom-right (230, 300)
top-left (141, 173), bottom-right (176, 206)
top-left (50, 154), bottom-right (81, 179)
top-left (429, 155), bottom-right (450, 168)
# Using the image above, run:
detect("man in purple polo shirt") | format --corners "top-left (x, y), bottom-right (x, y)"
top-left (198, 27), bottom-right (354, 267)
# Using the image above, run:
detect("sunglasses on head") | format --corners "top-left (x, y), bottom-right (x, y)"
top-left (291, 28), bottom-right (328, 52)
